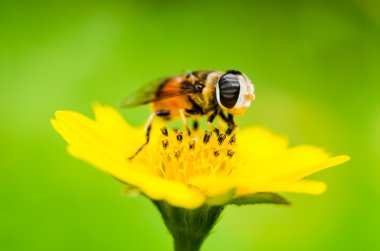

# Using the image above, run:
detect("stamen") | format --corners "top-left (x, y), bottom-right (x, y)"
top-left (162, 163), bottom-right (166, 172)
top-left (161, 127), bottom-right (168, 137)
top-left (203, 131), bottom-right (212, 144)
top-left (227, 149), bottom-right (235, 158)
top-left (228, 135), bottom-right (236, 145)
top-left (214, 149), bottom-right (220, 157)
top-left (189, 139), bottom-right (196, 150)
top-left (218, 134), bottom-right (226, 145)
top-left (162, 139), bottom-right (169, 149)
top-left (174, 150), bottom-right (181, 158)
top-left (156, 128), bottom-right (237, 180)
top-left (176, 131), bottom-right (183, 142)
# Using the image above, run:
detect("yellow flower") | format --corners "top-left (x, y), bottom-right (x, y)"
top-left (51, 103), bottom-right (349, 209)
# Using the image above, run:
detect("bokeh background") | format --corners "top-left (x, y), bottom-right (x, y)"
top-left (1, 0), bottom-right (379, 250)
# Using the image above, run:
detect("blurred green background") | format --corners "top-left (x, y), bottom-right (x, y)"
top-left (1, 0), bottom-right (379, 250)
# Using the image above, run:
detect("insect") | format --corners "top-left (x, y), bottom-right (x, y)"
top-left (121, 70), bottom-right (255, 159)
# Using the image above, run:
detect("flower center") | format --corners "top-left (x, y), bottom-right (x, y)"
top-left (140, 128), bottom-right (238, 184)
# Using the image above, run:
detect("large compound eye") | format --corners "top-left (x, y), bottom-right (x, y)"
top-left (217, 73), bottom-right (240, 108)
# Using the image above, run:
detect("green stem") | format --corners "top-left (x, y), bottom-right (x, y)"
top-left (153, 201), bottom-right (224, 251)
top-left (174, 237), bottom-right (203, 251)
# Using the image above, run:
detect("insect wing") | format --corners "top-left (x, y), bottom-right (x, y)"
top-left (120, 77), bottom-right (198, 108)
top-left (120, 78), bottom-right (164, 108)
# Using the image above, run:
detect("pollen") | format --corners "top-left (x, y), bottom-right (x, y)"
top-left (139, 128), bottom-right (238, 184)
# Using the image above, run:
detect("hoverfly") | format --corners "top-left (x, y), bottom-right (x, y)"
top-left (121, 70), bottom-right (255, 159)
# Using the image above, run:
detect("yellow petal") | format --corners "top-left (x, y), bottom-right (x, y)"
top-left (237, 137), bottom-right (349, 183)
top-left (52, 111), bottom-right (125, 162)
top-left (238, 127), bottom-right (288, 159)
top-left (92, 103), bottom-right (143, 152)
top-left (52, 104), bottom-right (350, 209)
top-left (188, 175), bottom-right (235, 198)
top-left (273, 155), bottom-right (350, 182)
top-left (52, 109), bottom-right (205, 209)
top-left (236, 180), bottom-right (327, 196)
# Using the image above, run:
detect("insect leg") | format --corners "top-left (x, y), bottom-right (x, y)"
top-left (225, 113), bottom-right (236, 135)
top-left (219, 112), bottom-right (236, 135)
top-left (219, 111), bottom-right (227, 122)
top-left (218, 111), bottom-right (229, 128)
top-left (193, 120), bottom-right (199, 131)
top-left (128, 110), bottom-right (170, 160)
top-left (179, 109), bottom-right (191, 136)
top-left (207, 109), bottom-right (220, 135)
